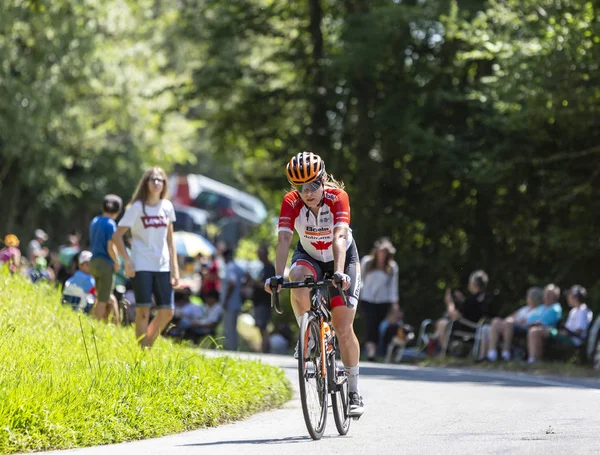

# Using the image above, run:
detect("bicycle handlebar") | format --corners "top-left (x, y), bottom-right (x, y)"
top-left (269, 275), bottom-right (351, 315)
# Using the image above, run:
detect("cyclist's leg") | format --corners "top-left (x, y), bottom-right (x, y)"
top-left (330, 242), bottom-right (363, 415)
top-left (289, 249), bottom-right (323, 325)
top-left (330, 240), bottom-right (361, 367)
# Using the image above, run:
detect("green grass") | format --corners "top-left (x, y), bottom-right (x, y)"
top-left (0, 272), bottom-right (292, 454)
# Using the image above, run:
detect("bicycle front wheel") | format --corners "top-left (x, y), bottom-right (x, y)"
top-left (331, 354), bottom-right (350, 435)
top-left (298, 312), bottom-right (328, 440)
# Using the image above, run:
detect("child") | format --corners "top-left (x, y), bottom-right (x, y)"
top-left (0, 234), bottom-right (21, 274)
top-left (89, 194), bottom-right (123, 324)
top-left (63, 251), bottom-right (96, 313)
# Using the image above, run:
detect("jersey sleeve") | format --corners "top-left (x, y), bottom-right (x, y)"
top-left (331, 189), bottom-right (350, 228)
top-left (118, 202), bottom-right (140, 228)
top-left (167, 200), bottom-right (176, 223)
top-left (278, 192), bottom-right (300, 234)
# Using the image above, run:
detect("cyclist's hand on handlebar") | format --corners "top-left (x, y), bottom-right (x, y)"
top-left (264, 275), bottom-right (284, 295)
top-left (333, 272), bottom-right (351, 291)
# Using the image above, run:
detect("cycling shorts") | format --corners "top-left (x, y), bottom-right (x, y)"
top-left (290, 240), bottom-right (361, 309)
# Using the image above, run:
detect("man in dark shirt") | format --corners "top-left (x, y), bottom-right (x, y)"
top-left (435, 269), bottom-right (492, 353)
top-left (252, 245), bottom-right (276, 353)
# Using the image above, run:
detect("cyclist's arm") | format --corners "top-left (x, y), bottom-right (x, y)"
top-left (275, 231), bottom-right (293, 277)
top-left (332, 225), bottom-right (349, 274)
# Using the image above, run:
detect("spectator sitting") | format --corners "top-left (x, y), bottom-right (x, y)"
top-left (1, 234), bottom-right (21, 273)
top-left (435, 270), bottom-right (493, 354)
top-left (30, 256), bottom-right (53, 283)
top-left (168, 286), bottom-right (200, 339)
top-left (525, 283), bottom-right (563, 363)
top-left (62, 251), bottom-right (96, 314)
top-left (379, 306), bottom-right (415, 363)
top-left (528, 285), bottom-right (591, 363)
top-left (28, 229), bottom-right (49, 264)
top-left (483, 286), bottom-right (543, 362)
top-left (177, 289), bottom-right (223, 344)
top-left (57, 232), bottom-right (81, 285)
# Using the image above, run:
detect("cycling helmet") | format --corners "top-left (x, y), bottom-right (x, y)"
top-left (286, 152), bottom-right (325, 185)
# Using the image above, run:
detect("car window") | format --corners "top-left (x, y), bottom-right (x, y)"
top-left (195, 191), bottom-right (230, 211)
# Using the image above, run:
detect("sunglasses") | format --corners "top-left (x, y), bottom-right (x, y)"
top-left (149, 177), bottom-right (165, 184)
top-left (295, 180), bottom-right (322, 193)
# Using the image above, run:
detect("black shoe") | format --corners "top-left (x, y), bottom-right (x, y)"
top-left (349, 392), bottom-right (364, 417)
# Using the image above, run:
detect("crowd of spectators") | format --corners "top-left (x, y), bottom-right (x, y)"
top-left (1, 224), bottom-right (292, 354)
top-left (2, 223), bottom-right (594, 365)
top-left (357, 237), bottom-right (595, 367)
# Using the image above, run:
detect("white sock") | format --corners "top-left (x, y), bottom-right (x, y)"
top-left (528, 356), bottom-right (536, 364)
top-left (345, 365), bottom-right (360, 395)
top-left (296, 315), bottom-right (302, 327)
top-left (486, 349), bottom-right (497, 361)
top-left (501, 350), bottom-right (511, 361)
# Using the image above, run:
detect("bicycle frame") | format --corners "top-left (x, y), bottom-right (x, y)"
top-left (270, 276), bottom-right (350, 378)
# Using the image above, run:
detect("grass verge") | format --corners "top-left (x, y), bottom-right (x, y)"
top-left (0, 273), bottom-right (292, 454)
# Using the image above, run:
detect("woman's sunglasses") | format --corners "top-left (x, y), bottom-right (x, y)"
top-left (149, 177), bottom-right (165, 184)
top-left (295, 180), bottom-right (322, 193)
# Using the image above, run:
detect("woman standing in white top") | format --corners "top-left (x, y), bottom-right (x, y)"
top-left (113, 167), bottom-right (180, 348)
top-left (359, 237), bottom-right (399, 361)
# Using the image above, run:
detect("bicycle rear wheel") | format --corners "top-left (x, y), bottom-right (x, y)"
top-left (331, 346), bottom-right (350, 435)
top-left (298, 312), bottom-right (328, 440)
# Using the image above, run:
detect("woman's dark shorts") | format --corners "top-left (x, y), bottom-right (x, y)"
top-left (133, 271), bottom-right (174, 310)
top-left (290, 240), bottom-right (361, 309)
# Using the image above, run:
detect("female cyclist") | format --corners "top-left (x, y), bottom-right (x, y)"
top-left (265, 151), bottom-right (364, 417)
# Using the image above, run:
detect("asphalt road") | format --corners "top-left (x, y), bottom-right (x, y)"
top-left (42, 352), bottom-right (600, 455)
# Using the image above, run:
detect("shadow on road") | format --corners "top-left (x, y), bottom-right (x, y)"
top-left (179, 435), bottom-right (333, 447)
top-left (357, 363), bottom-right (600, 389)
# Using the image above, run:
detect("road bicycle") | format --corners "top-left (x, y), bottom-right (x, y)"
top-left (270, 273), bottom-right (356, 440)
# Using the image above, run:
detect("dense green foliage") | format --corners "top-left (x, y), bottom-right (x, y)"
top-left (0, 272), bottom-right (291, 453)
top-left (2, 0), bottom-right (599, 323)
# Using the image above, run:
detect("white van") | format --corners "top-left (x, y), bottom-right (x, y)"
top-left (170, 174), bottom-right (267, 226)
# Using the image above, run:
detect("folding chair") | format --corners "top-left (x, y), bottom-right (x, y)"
top-left (440, 317), bottom-right (488, 358)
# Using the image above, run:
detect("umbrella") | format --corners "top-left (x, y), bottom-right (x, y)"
top-left (173, 231), bottom-right (216, 257)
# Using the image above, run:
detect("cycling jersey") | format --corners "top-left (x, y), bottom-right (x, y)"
top-left (278, 188), bottom-right (353, 263)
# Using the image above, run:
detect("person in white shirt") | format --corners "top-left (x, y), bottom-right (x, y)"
top-left (113, 167), bottom-right (180, 348)
top-left (540, 285), bottom-right (593, 353)
top-left (359, 237), bottom-right (399, 361)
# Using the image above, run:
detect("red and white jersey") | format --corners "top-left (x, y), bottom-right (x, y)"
top-left (278, 188), bottom-right (353, 263)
